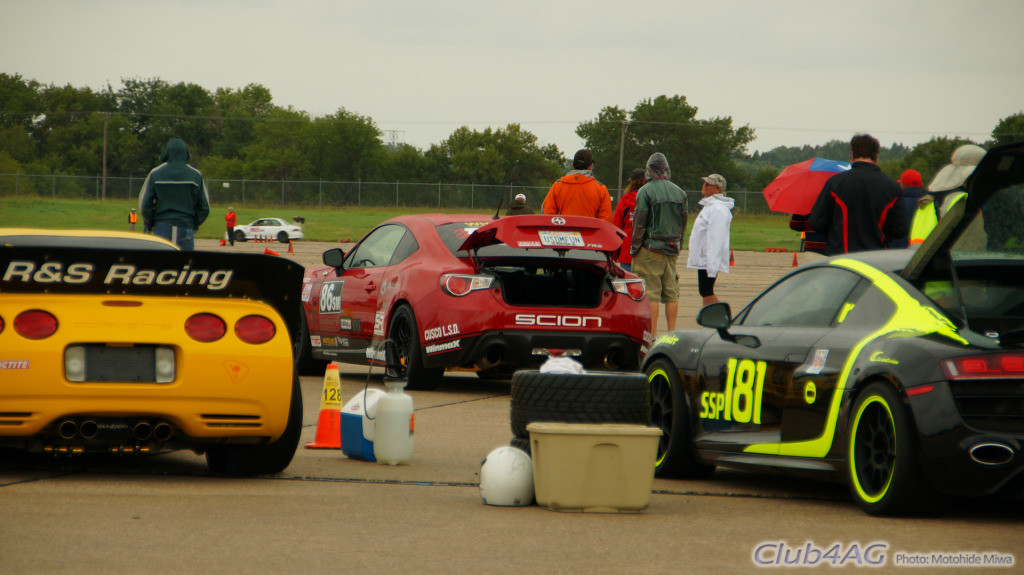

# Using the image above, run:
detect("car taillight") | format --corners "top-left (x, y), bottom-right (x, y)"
top-left (185, 313), bottom-right (226, 342)
top-left (612, 278), bottom-right (646, 302)
top-left (14, 310), bottom-right (58, 339)
top-left (941, 352), bottom-right (1024, 380)
top-left (0, 315), bottom-right (4, 334)
top-left (235, 315), bottom-right (276, 344)
top-left (440, 274), bottom-right (493, 296)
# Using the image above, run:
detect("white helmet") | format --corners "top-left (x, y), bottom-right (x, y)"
top-left (479, 446), bottom-right (534, 506)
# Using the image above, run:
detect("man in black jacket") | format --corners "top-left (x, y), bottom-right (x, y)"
top-left (809, 134), bottom-right (908, 255)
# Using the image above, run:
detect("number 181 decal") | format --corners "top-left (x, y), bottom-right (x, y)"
top-left (699, 358), bottom-right (766, 424)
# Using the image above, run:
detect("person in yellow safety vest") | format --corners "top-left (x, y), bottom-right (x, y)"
top-left (128, 208), bottom-right (138, 231)
top-left (908, 144), bottom-right (985, 246)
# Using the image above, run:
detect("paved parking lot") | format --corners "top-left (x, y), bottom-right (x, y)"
top-left (2, 242), bottom-right (1020, 573)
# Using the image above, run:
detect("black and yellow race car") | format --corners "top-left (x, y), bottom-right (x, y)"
top-left (643, 141), bottom-right (1024, 515)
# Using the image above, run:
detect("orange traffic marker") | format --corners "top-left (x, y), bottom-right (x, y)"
top-left (219, 239), bottom-right (226, 246)
top-left (792, 252), bottom-right (799, 267)
top-left (264, 247), bottom-right (280, 256)
top-left (306, 363), bottom-right (343, 449)
top-left (288, 240), bottom-right (294, 254)
top-left (729, 250), bottom-right (735, 266)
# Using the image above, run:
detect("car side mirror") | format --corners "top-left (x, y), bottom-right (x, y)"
top-left (323, 248), bottom-right (345, 269)
top-left (697, 302), bottom-right (732, 329)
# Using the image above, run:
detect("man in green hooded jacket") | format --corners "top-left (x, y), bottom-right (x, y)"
top-left (139, 137), bottom-right (210, 250)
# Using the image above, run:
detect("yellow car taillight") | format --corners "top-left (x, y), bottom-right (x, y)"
top-left (14, 310), bottom-right (58, 339)
top-left (235, 315), bottom-right (276, 344)
top-left (185, 313), bottom-right (226, 342)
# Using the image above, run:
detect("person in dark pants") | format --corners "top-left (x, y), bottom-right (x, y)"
top-left (225, 207), bottom-right (237, 246)
top-left (139, 137), bottom-right (210, 250)
top-left (809, 133), bottom-right (908, 256)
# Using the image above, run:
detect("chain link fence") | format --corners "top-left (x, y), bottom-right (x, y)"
top-left (0, 173), bottom-right (773, 213)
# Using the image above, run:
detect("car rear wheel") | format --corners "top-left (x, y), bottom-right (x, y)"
top-left (205, 373), bottom-right (303, 476)
top-left (509, 370), bottom-right (650, 438)
top-left (233, 230), bottom-right (246, 243)
top-left (278, 231), bottom-right (289, 243)
top-left (646, 358), bottom-right (714, 478)
top-left (296, 313), bottom-right (330, 376)
top-left (847, 382), bottom-right (933, 516)
top-left (389, 304), bottom-right (444, 390)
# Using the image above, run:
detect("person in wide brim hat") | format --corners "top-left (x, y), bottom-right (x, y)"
top-left (928, 144), bottom-right (986, 192)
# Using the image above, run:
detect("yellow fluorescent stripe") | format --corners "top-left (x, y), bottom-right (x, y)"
top-left (743, 258), bottom-right (967, 458)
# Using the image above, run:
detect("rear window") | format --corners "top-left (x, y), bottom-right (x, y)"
top-left (436, 222), bottom-right (605, 262)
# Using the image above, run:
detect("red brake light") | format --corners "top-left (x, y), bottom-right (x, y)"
top-left (14, 310), bottom-right (58, 339)
top-left (185, 313), bottom-right (227, 342)
top-left (941, 353), bottom-right (1024, 380)
top-left (612, 279), bottom-right (646, 302)
top-left (440, 274), bottom-right (493, 296)
top-left (235, 315), bottom-right (276, 344)
top-left (0, 315), bottom-right (4, 334)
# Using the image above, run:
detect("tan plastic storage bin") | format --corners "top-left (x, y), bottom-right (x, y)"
top-left (527, 422), bottom-right (662, 513)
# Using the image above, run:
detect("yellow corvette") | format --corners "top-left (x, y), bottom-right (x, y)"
top-left (0, 229), bottom-right (305, 476)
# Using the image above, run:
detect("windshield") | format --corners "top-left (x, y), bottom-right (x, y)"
top-left (436, 222), bottom-right (606, 262)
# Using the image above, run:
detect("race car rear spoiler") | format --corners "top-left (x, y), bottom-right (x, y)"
top-left (457, 214), bottom-right (625, 253)
top-left (0, 246), bottom-right (305, 343)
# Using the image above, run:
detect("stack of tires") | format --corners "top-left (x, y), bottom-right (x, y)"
top-left (509, 370), bottom-right (651, 453)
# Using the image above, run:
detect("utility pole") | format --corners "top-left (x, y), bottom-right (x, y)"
top-left (101, 113), bottom-right (109, 200)
top-left (616, 120), bottom-right (629, 202)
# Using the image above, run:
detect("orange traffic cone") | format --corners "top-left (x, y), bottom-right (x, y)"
top-left (729, 250), bottom-right (735, 267)
top-left (305, 363), bottom-right (343, 449)
top-left (792, 252), bottom-right (799, 267)
top-left (219, 239), bottom-right (226, 246)
top-left (288, 240), bottom-right (294, 254)
top-left (264, 247), bottom-right (280, 256)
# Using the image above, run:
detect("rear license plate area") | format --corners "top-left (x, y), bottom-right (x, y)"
top-left (81, 345), bottom-right (164, 383)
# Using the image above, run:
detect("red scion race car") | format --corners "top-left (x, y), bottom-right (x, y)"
top-left (298, 214), bottom-right (652, 388)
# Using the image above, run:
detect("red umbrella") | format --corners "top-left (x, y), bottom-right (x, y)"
top-left (761, 158), bottom-right (851, 215)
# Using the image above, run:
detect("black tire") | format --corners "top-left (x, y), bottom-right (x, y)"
top-left (847, 382), bottom-right (934, 516)
top-left (233, 230), bottom-right (246, 242)
top-left (278, 231), bottom-right (289, 243)
top-left (206, 373), bottom-right (303, 476)
top-left (510, 435), bottom-right (531, 455)
top-left (296, 313), bottom-right (330, 376)
top-left (509, 370), bottom-right (650, 438)
top-left (646, 358), bottom-right (714, 479)
top-left (389, 304), bottom-right (444, 390)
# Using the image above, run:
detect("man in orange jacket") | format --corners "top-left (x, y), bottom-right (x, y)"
top-left (542, 149), bottom-right (613, 222)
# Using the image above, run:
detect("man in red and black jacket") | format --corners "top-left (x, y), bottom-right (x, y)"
top-left (809, 133), bottom-right (909, 256)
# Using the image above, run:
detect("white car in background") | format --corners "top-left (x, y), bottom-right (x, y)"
top-left (232, 218), bottom-right (304, 243)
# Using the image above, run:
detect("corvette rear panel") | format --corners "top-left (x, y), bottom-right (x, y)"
top-left (0, 294), bottom-right (294, 441)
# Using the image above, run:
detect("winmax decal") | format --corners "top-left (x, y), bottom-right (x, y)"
top-left (3, 261), bottom-right (233, 290)
top-left (425, 339), bottom-right (461, 355)
top-left (319, 281), bottom-right (344, 314)
top-left (515, 314), bottom-right (602, 328)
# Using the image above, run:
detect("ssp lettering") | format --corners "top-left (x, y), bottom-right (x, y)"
top-left (700, 358), bottom-right (765, 424)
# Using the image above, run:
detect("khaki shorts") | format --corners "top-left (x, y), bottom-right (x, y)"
top-left (632, 248), bottom-right (679, 303)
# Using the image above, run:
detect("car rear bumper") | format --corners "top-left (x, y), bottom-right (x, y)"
top-left (422, 330), bottom-right (647, 372)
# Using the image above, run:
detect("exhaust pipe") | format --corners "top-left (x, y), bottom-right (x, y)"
top-left (58, 420), bottom-right (78, 440)
top-left (153, 422), bottom-right (174, 442)
top-left (79, 420), bottom-right (99, 439)
top-left (133, 421), bottom-right (153, 441)
top-left (477, 345), bottom-right (504, 370)
top-left (969, 443), bottom-right (1014, 466)
top-left (603, 347), bottom-right (626, 370)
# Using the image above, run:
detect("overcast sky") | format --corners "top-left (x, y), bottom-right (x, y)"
top-left (3, 0), bottom-right (1023, 157)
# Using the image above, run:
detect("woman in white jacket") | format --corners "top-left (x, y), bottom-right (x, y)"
top-left (687, 174), bottom-right (735, 306)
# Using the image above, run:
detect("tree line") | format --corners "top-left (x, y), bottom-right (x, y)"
top-left (1, 73), bottom-right (1021, 198)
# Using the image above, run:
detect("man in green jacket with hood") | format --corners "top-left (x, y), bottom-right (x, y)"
top-left (139, 137), bottom-right (210, 250)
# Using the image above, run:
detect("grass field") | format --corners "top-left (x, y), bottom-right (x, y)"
top-left (0, 197), bottom-right (803, 251)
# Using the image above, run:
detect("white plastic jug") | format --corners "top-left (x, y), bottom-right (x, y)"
top-left (373, 379), bottom-right (414, 465)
